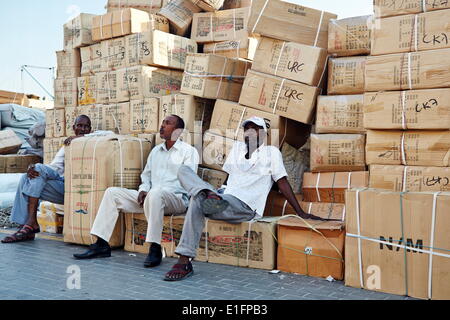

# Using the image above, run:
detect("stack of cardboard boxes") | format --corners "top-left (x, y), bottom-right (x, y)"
top-left (344, 0), bottom-right (450, 300)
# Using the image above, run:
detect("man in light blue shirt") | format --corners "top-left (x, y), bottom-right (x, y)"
top-left (73, 115), bottom-right (199, 269)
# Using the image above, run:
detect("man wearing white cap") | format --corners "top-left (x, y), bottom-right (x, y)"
top-left (163, 116), bottom-right (322, 281)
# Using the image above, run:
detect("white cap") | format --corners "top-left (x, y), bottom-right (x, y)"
top-left (241, 116), bottom-right (268, 132)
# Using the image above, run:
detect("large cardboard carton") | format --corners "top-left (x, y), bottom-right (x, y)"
top-left (0, 90), bottom-right (29, 106)
top-left (103, 102), bottom-right (132, 134)
top-left (372, 10), bottom-right (450, 56)
top-left (190, 7), bottom-right (250, 43)
top-left (181, 54), bottom-right (251, 101)
top-left (54, 78), bottom-right (78, 108)
top-left (80, 44), bottom-right (103, 76)
top-left (345, 189), bottom-right (450, 300)
top-left (328, 15), bottom-right (372, 57)
top-left (158, 0), bottom-right (202, 36)
top-left (316, 95), bottom-right (365, 134)
top-left (197, 166), bottom-right (228, 189)
top-left (310, 134), bottom-right (366, 173)
top-left (77, 76), bottom-right (98, 106)
top-left (248, 0), bottom-right (337, 48)
top-left (202, 131), bottom-right (236, 171)
top-left (251, 37), bottom-right (328, 86)
top-left (363, 89), bottom-right (450, 130)
top-left (366, 130), bottom-right (450, 166)
top-left (45, 109), bottom-right (66, 138)
top-left (64, 13), bottom-right (97, 50)
top-left (223, 0), bottom-right (252, 9)
top-left (373, 0), bottom-right (450, 18)
top-left (160, 94), bottom-right (214, 133)
top-left (0, 130), bottom-right (23, 155)
top-left (100, 37), bottom-right (127, 72)
top-left (327, 56), bottom-right (366, 95)
top-left (106, 0), bottom-right (169, 15)
top-left (37, 201), bottom-right (64, 234)
top-left (369, 164), bottom-right (450, 192)
top-left (0, 154), bottom-right (41, 174)
top-left (277, 216), bottom-right (345, 280)
top-left (92, 9), bottom-right (167, 41)
top-left (209, 99), bottom-right (311, 148)
top-left (365, 48), bottom-right (450, 92)
top-left (239, 70), bottom-right (319, 124)
top-left (64, 135), bottom-right (152, 247)
top-left (130, 98), bottom-right (160, 134)
top-left (56, 49), bottom-right (81, 79)
top-left (203, 37), bottom-right (258, 60)
top-left (125, 30), bottom-right (197, 70)
top-left (43, 138), bottom-right (65, 164)
top-left (96, 71), bottom-right (119, 104)
top-left (302, 171), bottom-right (369, 203)
top-left (192, 0), bottom-right (225, 12)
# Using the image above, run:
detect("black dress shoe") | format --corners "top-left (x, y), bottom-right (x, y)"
top-left (144, 243), bottom-right (162, 268)
top-left (73, 243), bottom-right (111, 260)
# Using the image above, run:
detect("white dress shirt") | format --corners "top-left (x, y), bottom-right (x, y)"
top-left (222, 142), bottom-right (288, 218)
top-left (47, 147), bottom-right (65, 177)
top-left (138, 139), bottom-right (200, 205)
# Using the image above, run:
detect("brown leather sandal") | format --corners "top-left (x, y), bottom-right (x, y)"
top-left (1, 225), bottom-right (40, 243)
top-left (164, 262), bottom-right (194, 281)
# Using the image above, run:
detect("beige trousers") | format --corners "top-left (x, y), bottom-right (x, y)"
top-left (90, 187), bottom-right (186, 245)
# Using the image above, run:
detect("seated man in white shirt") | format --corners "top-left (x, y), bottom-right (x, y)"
top-left (2, 115), bottom-right (92, 243)
top-left (73, 115), bottom-right (200, 269)
top-left (163, 116), bottom-right (323, 281)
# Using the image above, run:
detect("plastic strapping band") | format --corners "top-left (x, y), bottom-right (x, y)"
top-left (407, 53), bottom-right (413, 90)
top-left (235, 107), bottom-right (247, 139)
top-left (341, 206), bottom-right (346, 222)
top-left (308, 202), bottom-right (313, 215)
top-left (314, 11), bottom-right (325, 47)
top-left (235, 40), bottom-right (241, 59)
top-left (111, 106), bottom-right (122, 135)
top-left (401, 91), bottom-right (407, 130)
top-left (414, 15), bottom-right (419, 52)
top-left (281, 200), bottom-right (288, 216)
top-left (216, 59), bottom-right (227, 98)
top-left (210, 14), bottom-right (214, 42)
top-left (315, 172), bottom-right (322, 202)
top-left (355, 189), bottom-right (364, 288)
top-left (251, 0), bottom-right (269, 34)
top-left (400, 132), bottom-right (407, 166)
top-left (402, 166), bottom-right (408, 192)
top-left (213, 42), bottom-right (217, 54)
top-left (274, 41), bottom-right (286, 76)
top-left (428, 192), bottom-right (440, 299)
top-left (347, 172), bottom-right (352, 190)
top-left (100, 15), bottom-right (104, 39)
top-left (245, 221), bottom-right (253, 266)
top-left (272, 78), bottom-right (286, 114)
top-left (422, 0), bottom-right (427, 12)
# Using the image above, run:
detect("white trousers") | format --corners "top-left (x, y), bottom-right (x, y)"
top-left (90, 187), bottom-right (187, 245)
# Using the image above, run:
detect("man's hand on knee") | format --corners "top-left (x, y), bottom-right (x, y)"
top-left (27, 164), bottom-right (40, 179)
top-left (138, 191), bottom-right (148, 207)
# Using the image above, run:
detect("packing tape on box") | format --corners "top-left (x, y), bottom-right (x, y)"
top-left (313, 10), bottom-right (325, 47)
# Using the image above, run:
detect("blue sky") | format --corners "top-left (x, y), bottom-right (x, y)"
top-left (0, 0), bottom-right (373, 100)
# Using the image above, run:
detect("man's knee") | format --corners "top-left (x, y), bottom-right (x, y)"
top-left (33, 163), bottom-right (46, 173)
top-left (104, 187), bottom-right (123, 198)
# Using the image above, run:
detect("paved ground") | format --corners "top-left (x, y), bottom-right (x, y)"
top-left (0, 229), bottom-right (416, 301)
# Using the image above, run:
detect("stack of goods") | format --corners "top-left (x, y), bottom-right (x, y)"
top-left (344, 0), bottom-right (450, 300)
top-left (0, 129), bottom-right (41, 173)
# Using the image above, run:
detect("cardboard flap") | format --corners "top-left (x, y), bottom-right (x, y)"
top-left (277, 216), bottom-right (344, 230)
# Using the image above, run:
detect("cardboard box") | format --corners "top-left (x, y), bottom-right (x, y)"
top-left (372, 10), bottom-right (450, 56)
top-left (96, 71), bottom-right (119, 104)
top-left (251, 37), bottom-right (328, 86)
top-left (365, 48), bottom-right (450, 92)
top-left (56, 49), bottom-right (81, 79)
top-left (130, 98), bottom-right (160, 134)
top-left (328, 15), bottom-right (372, 57)
top-left (0, 130), bottom-right (22, 155)
top-left (92, 9), bottom-right (167, 41)
top-left (45, 109), bottom-right (66, 138)
top-left (222, 0), bottom-right (252, 9)
top-left (160, 94), bottom-right (214, 133)
top-left (202, 131), bottom-right (236, 171)
top-left (197, 166), bottom-right (228, 189)
top-left (100, 37), bottom-right (127, 72)
top-left (248, 0), bottom-right (337, 48)
top-left (64, 135), bottom-right (152, 247)
top-left (239, 70), bottom-right (319, 124)
top-left (363, 89), bottom-right (450, 130)
top-left (366, 130), bottom-right (450, 166)
top-left (181, 54), bottom-right (251, 101)
top-left (302, 171), bottom-right (369, 203)
top-left (316, 95), bottom-right (365, 134)
top-left (37, 201), bottom-right (64, 234)
top-left (102, 102), bottom-right (131, 134)
top-left (106, 0), bottom-right (169, 15)
top-left (125, 30), bottom-right (198, 70)
top-left (192, 0), bottom-right (225, 12)
top-left (263, 191), bottom-right (302, 217)
top-left (43, 138), bottom-right (66, 164)
top-left (64, 13), bottom-right (97, 50)
top-left (78, 76), bottom-right (98, 105)
top-left (373, 0), bottom-right (450, 18)
top-left (203, 37), bottom-right (258, 60)
top-left (208, 99), bottom-right (311, 149)
top-left (277, 216), bottom-right (345, 280)
top-left (64, 107), bottom-right (78, 137)
top-left (117, 66), bottom-right (183, 101)
top-left (310, 134), bottom-right (366, 173)
top-left (191, 7), bottom-right (250, 43)
top-left (0, 90), bottom-right (29, 107)
top-left (54, 78), bottom-right (78, 108)
top-left (345, 189), bottom-right (450, 300)
top-left (80, 44), bottom-right (103, 76)
top-left (0, 154), bottom-right (41, 174)
top-left (158, 0), bottom-right (202, 36)
top-left (369, 164), bottom-right (450, 192)
top-left (327, 56), bottom-right (366, 95)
